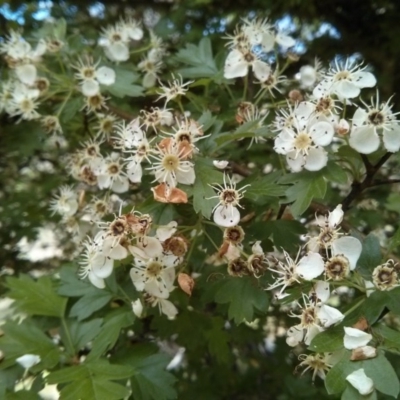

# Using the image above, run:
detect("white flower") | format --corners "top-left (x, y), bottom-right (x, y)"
top-left (130, 244), bottom-right (177, 299)
top-left (73, 58), bottom-right (116, 97)
top-left (295, 251), bottom-right (325, 281)
top-left (113, 119), bottom-right (145, 150)
top-left (343, 327), bottom-right (372, 350)
top-left (156, 74), bottom-right (193, 104)
top-left (148, 141), bottom-right (195, 188)
top-left (120, 17), bottom-right (143, 41)
top-left (9, 83), bottom-right (40, 121)
top-left (99, 25), bottom-right (130, 62)
top-left (49, 185), bottom-right (79, 217)
top-left (297, 353), bottom-right (333, 381)
top-left (16, 354), bottom-right (41, 369)
top-left (274, 116), bottom-right (334, 172)
top-left (209, 174), bottom-right (249, 228)
top-left (138, 56), bottom-right (163, 88)
top-left (346, 369), bottom-right (374, 395)
top-left (224, 48), bottom-right (271, 81)
top-left (349, 95), bottom-right (400, 154)
top-left (146, 295), bottom-right (178, 319)
top-left (298, 59), bottom-right (324, 89)
top-left (95, 156), bottom-right (130, 193)
top-left (313, 59), bottom-right (376, 99)
top-left (79, 237), bottom-right (114, 289)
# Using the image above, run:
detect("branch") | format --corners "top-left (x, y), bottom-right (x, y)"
top-left (107, 105), bottom-right (136, 121)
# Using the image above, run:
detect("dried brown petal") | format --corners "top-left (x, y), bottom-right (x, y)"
top-left (178, 273), bottom-right (195, 296)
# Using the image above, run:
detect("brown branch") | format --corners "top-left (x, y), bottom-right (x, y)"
top-left (107, 105), bottom-right (136, 121)
top-left (341, 152), bottom-right (392, 211)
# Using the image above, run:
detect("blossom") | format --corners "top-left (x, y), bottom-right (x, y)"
top-left (156, 74), bottom-right (193, 104)
top-left (346, 369), bottom-right (374, 395)
top-left (297, 353), bottom-right (333, 381)
top-left (349, 95), bottom-right (400, 154)
top-left (99, 24), bottom-right (130, 62)
top-left (95, 156), bottom-right (130, 193)
top-left (298, 58), bottom-right (324, 89)
top-left (372, 260), bottom-right (399, 291)
top-left (8, 83), bottom-right (40, 121)
top-left (274, 115), bottom-right (334, 172)
top-left (313, 59), bottom-right (376, 99)
top-left (49, 185), bottom-right (79, 217)
top-left (209, 174), bottom-right (249, 228)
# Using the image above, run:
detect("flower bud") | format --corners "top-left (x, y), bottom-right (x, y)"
top-left (132, 299), bottom-right (143, 318)
top-left (335, 119), bottom-right (350, 135)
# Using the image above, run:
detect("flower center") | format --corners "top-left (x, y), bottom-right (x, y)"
top-left (301, 307), bottom-right (316, 327)
top-left (20, 99), bottom-right (34, 112)
top-left (334, 71), bottom-right (350, 81)
top-left (82, 67), bottom-right (96, 79)
top-left (108, 163), bottom-right (120, 175)
top-left (162, 154), bottom-right (180, 172)
top-left (325, 255), bottom-right (350, 280)
top-left (146, 261), bottom-right (163, 278)
top-left (220, 189), bottom-right (239, 206)
top-left (294, 132), bottom-right (312, 151)
top-left (315, 97), bottom-right (334, 114)
top-left (368, 110), bottom-right (385, 126)
top-left (110, 219), bottom-right (127, 236)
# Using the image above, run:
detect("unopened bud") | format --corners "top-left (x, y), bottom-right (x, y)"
top-left (335, 119), bottom-right (350, 135)
top-left (288, 89), bottom-right (303, 104)
top-left (286, 51), bottom-right (300, 62)
top-left (132, 299), bottom-right (143, 318)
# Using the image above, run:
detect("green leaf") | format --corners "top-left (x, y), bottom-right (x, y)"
top-left (284, 172), bottom-right (327, 217)
top-left (46, 360), bottom-right (134, 400)
top-left (204, 318), bottom-right (233, 365)
top-left (0, 320), bottom-right (59, 369)
top-left (6, 275), bottom-right (67, 318)
top-left (106, 67), bottom-right (143, 98)
top-left (386, 225), bottom-right (400, 254)
top-left (86, 311), bottom-right (134, 361)
top-left (58, 265), bottom-right (94, 297)
top-left (325, 350), bottom-right (400, 398)
top-left (6, 390), bottom-right (42, 400)
top-left (59, 96), bottom-right (83, 124)
top-left (373, 324), bottom-right (400, 354)
top-left (129, 353), bottom-right (177, 400)
top-left (193, 157), bottom-right (223, 218)
top-left (242, 172), bottom-right (286, 203)
top-left (214, 277), bottom-right (269, 324)
top-left (69, 290), bottom-right (113, 321)
top-left (175, 37), bottom-right (218, 79)
top-left (60, 318), bottom-right (103, 354)
top-left (360, 291), bottom-right (388, 324)
top-left (341, 385), bottom-right (377, 400)
top-left (357, 234), bottom-right (382, 277)
top-left (324, 161), bottom-right (349, 184)
top-left (309, 325), bottom-right (345, 353)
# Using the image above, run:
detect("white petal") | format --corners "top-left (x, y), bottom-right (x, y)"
top-left (129, 269), bottom-right (145, 291)
top-left (313, 78), bottom-right (332, 99)
top-left (352, 107), bottom-right (368, 128)
top-left (286, 150), bottom-right (305, 172)
top-left (88, 272), bottom-right (105, 289)
top-left (143, 72), bottom-right (157, 88)
top-left (252, 60), bottom-right (271, 81)
top-left (92, 256), bottom-right (114, 278)
top-left (176, 166), bottom-right (195, 185)
top-left (97, 174), bottom-right (111, 189)
top-left (286, 324), bottom-right (304, 347)
top-left (127, 163), bottom-right (143, 183)
top-left (304, 324), bottom-right (324, 345)
top-left (275, 33), bottom-right (295, 48)
top-left (294, 101), bottom-right (314, 122)
top-left (304, 147), bottom-right (328, 171)
top-left (352, 71), bottom-right (377, 89)
top-left (213, 205), bottom-right (241, 228)
top-left (96, 66), bottom-right (116, 86)
top-left (16, 354), bottom-right (41, 369)
top-left (107, 43), bottom-right (130, 62)
top-left (349, 126), bottom-right (380, 154)
top-left (332, 236), bottom-right (362, 270)
top-left (299, 66), bottom-right (317, 87)
top-left (382, 125), bottom-right (400, 153)
top-left (145, 279), bottom-right (169, 298)
top-left (252, 241), bottom-right (263, 255)
top-left (329, 204), bottom-right (344, 228)
top-left (274, 128), bottom-right (295, 154)
top-left (310, 121), bottom-right (335, 146)
top-left (344, 327), bottom-right (372, 350)
top-left (160, 299), bottom-right (178, 319)
top-left (346, 368), bottom-right (374, 395)
top-left (81, 79), bottom-right (100, 97)
top-left (139, 237), bottom-right (164, 259)
top-left (111, 176), bottom-right (129, 193)
top-left (156, 221), bottom-right (178, 242)
top-left (333, 80), bottom-right (360, 99)
top-left (296, 252), bottom-right (325, 280)
top-left (15, 64), bottom-right (37, 86)
top-left (313, 280), bottom-right (330, 303)
top-left (213, 160), bottom-right (229, 169)
top-left (317, 304), bottom-right (344, 327)
top-left (224, 50), bottom-right (248, 79)
top-left (260, 32), bottom-right (275, 52)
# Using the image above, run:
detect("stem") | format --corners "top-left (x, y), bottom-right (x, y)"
top-left (203, 229), bottom-right (220, 252)
top-left (56, 90), bottom-right (73, 118)
top-left (343, 297), bottom-right (365, 317)
top-left (118, 285), bottom-right (132, 304)
top-left (242, 74), bottom-right (248, 101)
top-left (224, 83), bottom-right (235, 101)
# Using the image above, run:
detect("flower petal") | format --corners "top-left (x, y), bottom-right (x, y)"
top-left (346, 368), bottom-right (374, 395)
top-left (317, 304), bottom-right (344, 327)
top-left (352, 107), bottom-right (368, 128)
top-left (382, 125), bottom-right (400, 153)
top-left (310, 121), bottom-right (335, 146)
top-left (15, 64), bottom-right (37, 86)
top-left (333, 80), bottom-right (360, 99)
top-left (296, 252), bottom-right (325, 280)
top-left (286, 324), bottom-right (304, 347)
top-left (344, 327), bottom-right (372, 349)
top-left (92, 256), bottom-right (114, 278)
top-left (81, 79), bottom-right (100, 97)
top-left (352, 71), bottom-right (377, 89)
top-left (274, 128), bottom-right (295, 154)
top-left (213, 205), bottom-right (241, 228)
top-left (328, 204), bottom-right (344, 228)
top-left (286, 150), bottom-right (305, 172)
top-left (252, 60), bottom-right (271, 81)
top-left (313, 280), bottom-right (330, 303)
top-left (349, 126), bottom-right (380, 154)
top-left (16, 354), bottom-right (41, 369)
top-left (275, 33), bottom-right (295, 48)
top-left (304, 147), bottom-right (328, 171)
top-left (96, 66), bottom-right (116, 86)
top-left (332, 236), bottom-right (362, 270)
top-left (224, 49), bottom-right (248, 79)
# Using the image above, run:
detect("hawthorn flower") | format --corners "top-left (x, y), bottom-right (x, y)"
top-left (95, 156), bottom-right (130, 193)
top-left (297, 353), bottom-right (333, 381)
top-left (41, 115), bottom-right (62, 135)
top-left (156, 74), bottom-right (193, 104)
top-left (73, 58), bottom-right (116, 97)
top-left (16, 354), bottom-right (41, 369)
top-left (313, 59), bottom-right (376, 99)
top-left (130, 241), bottom-right (177, 299)
top-left (138, 56), bottom-right (163, 88)
top-left (209, 174), bottom-right (249, 228)
top-left (49, 185), bottom-right (79, 217)
top-left (119, 17), bottom-right (144, 41)
top-left (113, 119), bottom-right (145, 150)
top-left (148, 141), bottom-right (195, 188)
top-left (372, 260), bottom-right (399, 291)
top-left (274, 116), bottom-right (334, 172)
top-left (349, 95), bottom-right (400, 154)
top-left (99, 25), bottom-right (130, 62)
top-left (141, 107), bottom-right (173, 132)
top-left (79, 237), bottom-right (114, 289)
top-left (9, 83), bottom-right (40, 121)
top-left (346, 369), bottom-right (374, 395)
top-left (145, 293), bottom-right (178, 319)
top-left (298, 58), bottom-right (324, 89)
